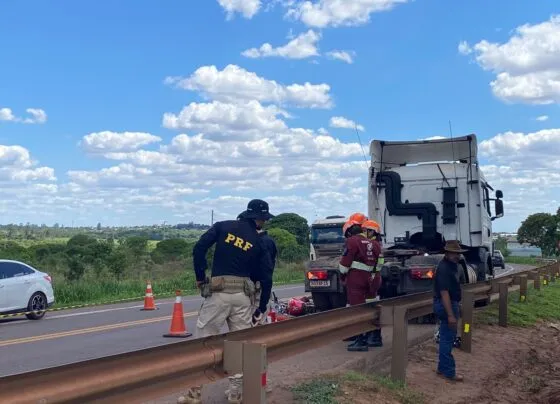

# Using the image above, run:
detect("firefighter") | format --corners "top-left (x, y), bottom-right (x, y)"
top-left (186, 199), bottom-right (275, 404)
top-left (362, 219), bottom-right (384, 347)
top-left (339, 218), bottom-right (381, 352)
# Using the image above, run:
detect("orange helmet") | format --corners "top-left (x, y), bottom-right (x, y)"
top-left (348, 212), bottom-right (368, 224)
top-left (362, 220), bottom-right (381, 233)
top-left (343, 219), bottom-right (361, 237)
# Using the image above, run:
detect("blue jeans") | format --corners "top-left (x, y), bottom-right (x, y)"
top-left (433, 298), bottom-right (460, 378)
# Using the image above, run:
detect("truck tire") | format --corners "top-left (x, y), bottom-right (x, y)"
top-left (329, 292), bottom-right (347, 309)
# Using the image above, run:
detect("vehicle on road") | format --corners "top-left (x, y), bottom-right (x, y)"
top-left (305, 216), bottom-right (348, 311)
top-left (305, 134), bottom-right (505, 312)
top-left (0, 259), bottom-right (55, 320)
top-left (492, 250), bottom-right (506, 269)
top-left (369, 134), bottom-right (504, 301)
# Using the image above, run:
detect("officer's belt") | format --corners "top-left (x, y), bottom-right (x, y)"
top-left (210, 275), bottom-right (252, 294)
top-left (350, 261), bottom-right (375, 272)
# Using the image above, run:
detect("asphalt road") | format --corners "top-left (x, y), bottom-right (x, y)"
top-left (0, 284), bottom-right (306, 377)
top-left (0, 263), bottom-right (531, 378)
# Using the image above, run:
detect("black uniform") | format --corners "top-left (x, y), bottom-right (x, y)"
top-left (193, 217), bottom-right (274, 313)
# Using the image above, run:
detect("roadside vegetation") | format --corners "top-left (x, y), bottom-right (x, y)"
top-left (0, 214), bottom-right (310, 307)
top-left (292, 371), bottom-right (425, 404)
top-left (476, 281), bottom-right (560, 327)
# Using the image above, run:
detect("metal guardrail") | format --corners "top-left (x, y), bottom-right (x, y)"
top-left (0, 261), bottom-right (558, 404)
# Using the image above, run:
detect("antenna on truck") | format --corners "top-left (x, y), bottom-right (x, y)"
top-left (354, 124), bottom-right (369, 169)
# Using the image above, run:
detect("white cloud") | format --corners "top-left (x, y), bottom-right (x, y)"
top-left (162, 100), bottom-right (289, 139)
top-left (325, 50), bottom-right (355, 64)
top-left (286, 0), bottom-right (410, 28)
top-left (479, 128), bottom-right (560, 227)
top-left (80, 131), bottom-right (162, 154)
top-left (0, 145), bottom-right (56, 185)
top-left (329, 116), bottom-right (365, 131)
top-left (165, 64), bottom-right (333, 109)
top-left (242, 30), bottom-right (321, 59)
top-left (0, 107), bottom-right (48, 124)
top-left (457, 41), bottom-right (472, 55)
top-left (536, 115), bottom-right (549, 121)
top-left (217, 0), bottom-right (261, 19)
top-left (460, 15), bottom-right (560, 104)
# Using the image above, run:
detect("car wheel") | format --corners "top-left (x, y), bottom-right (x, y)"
top-left (25, 292), bottom-right (47, 320)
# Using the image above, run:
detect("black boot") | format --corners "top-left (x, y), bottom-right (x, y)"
top-left (347, 334), bottom-right (369, 352)
top-left (366, 329), bottom-right (383, 347)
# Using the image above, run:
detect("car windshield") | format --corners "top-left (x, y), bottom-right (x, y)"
top-left (311, 226), bottom-right (344, 244)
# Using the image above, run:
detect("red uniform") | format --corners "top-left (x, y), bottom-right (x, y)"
top-left (339, 234), bottom-right (381, 305)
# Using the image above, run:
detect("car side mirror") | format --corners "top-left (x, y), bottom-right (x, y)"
top-left (492, 199), bottom-right (504, 221)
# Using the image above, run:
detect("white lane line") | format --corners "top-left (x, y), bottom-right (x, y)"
top-left (2, 284), bottom-right (306, 325)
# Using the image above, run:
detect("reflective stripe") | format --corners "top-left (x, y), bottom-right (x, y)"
top-left (339, 263), bottom-right (350, 274)
top-left (378, 257), bottom-right (385, 265)
top-left (351, 261), bottom-right (374, 271)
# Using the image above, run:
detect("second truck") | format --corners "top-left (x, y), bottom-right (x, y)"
top-left (305, 134), bottom-right (505, 311)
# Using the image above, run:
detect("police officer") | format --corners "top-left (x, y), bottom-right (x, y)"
top-left (339, 217), bottom-right (381, 352)
top-left (186, 199), bottom-right (275, 404)
top-left (237, 210), bottom-right (278, 325)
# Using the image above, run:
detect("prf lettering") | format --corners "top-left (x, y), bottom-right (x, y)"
top-left (225, 233), bottom-right (253, 251)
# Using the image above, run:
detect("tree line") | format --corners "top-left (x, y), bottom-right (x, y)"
top-left (499, 208), bottom-right (560, 258)
top-left (0, 213), bottom-right (311, 283)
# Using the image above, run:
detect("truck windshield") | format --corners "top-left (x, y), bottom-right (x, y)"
top-left (311, 226), bottom-right (344, 244)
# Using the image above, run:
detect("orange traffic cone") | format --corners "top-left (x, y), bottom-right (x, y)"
top-left (163, 290), bottom-right (192, 338)
top-left (141, 280), bottom-right (157, 311)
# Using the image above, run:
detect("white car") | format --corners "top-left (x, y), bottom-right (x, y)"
top-left (0, 259), bottom-right (55, 320)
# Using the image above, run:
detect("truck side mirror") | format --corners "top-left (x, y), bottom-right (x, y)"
top-left (492, 199), bottom-right (504, 221)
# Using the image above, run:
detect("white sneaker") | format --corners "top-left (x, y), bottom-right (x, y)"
top-left (225, 374), bottom-right (243, 404)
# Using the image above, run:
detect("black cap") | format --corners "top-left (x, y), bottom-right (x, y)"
top-left (238, 199), bottom-right (274, 221)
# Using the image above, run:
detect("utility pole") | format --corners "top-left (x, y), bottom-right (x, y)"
top-left (211, 210), bottom-right (214, 226)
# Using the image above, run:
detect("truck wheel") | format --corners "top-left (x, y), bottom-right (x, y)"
top-left (311, 292), bottom-right (333, 312)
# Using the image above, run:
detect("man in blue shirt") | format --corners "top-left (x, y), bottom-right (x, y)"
top-left (433, 240), bottom-right (465, 382)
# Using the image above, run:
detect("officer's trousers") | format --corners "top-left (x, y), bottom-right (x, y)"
top-left (196, 292), bottom-right (253, 338)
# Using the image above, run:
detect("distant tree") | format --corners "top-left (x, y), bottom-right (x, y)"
top-left (267, 228), bottom-right (306, 262)
top-left (265, 213), bottom-right (310, 246)
top-left (494, 235), bottom-right (510, 257)
top-left (107, 247), bottom-right (128, 280)
top-left (517, 212), bottom-right (559, 257)
top-left (151, 238), bottom-right (192, 264)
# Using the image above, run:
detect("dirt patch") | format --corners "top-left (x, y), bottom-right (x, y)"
top-left (286, 321), bottom-right (560, 404)
top-left (406, 321), bottom-right (560, 404)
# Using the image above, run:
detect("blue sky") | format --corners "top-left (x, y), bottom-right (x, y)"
top-left (0, 0), bottom-right (559, 232)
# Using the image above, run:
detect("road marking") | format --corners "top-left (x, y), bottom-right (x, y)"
top-left (0, 312), bottom-right (198, 347)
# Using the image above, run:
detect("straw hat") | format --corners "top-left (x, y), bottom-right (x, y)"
top-left (443, 240), bottom-right (467, 253)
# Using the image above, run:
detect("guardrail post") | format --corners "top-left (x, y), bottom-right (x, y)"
top-left (498, 282), bottom-right (509, 327)
top-left (243, 342), bottom-right (267, 404)
top-left (391, 306), bottom-right (408, 383)
top-left (460, 291), bottom-right (474, 353)
top-left (531, 270), bottom-right (541, 290)
top-left (515, 275), bottom-right (528, 303)
top-left (549, 266), bottom-right (556, 283)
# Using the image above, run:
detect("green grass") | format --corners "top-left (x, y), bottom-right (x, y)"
top-left (52, 262), bottom-right (306, 308)
top-left (11, 238), bottom-right (70, 248)
top-left (292, 378), bottom-right (339, 404)
top-left (292, 371), bottom-right (425, 404)
top-left (476, 282), bottom-right (560, 327)
top-left (504, 256), bottom-right (557, 265)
